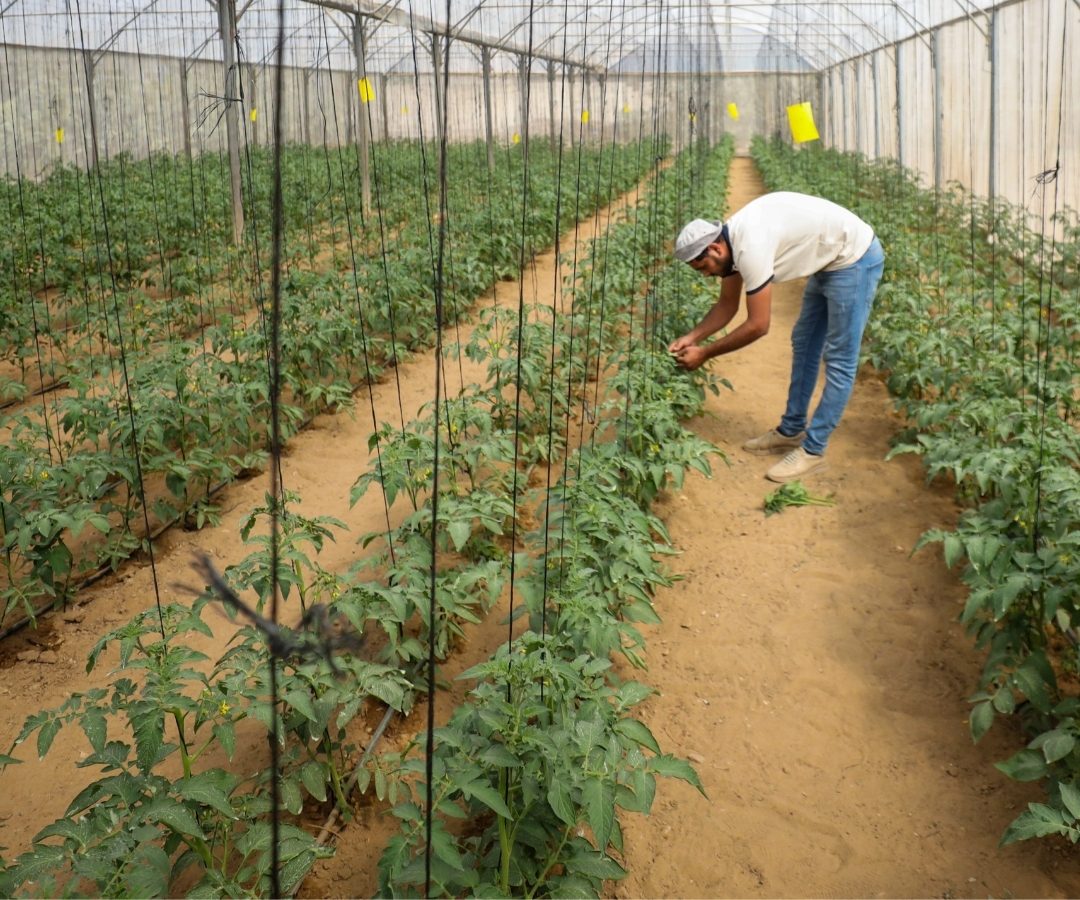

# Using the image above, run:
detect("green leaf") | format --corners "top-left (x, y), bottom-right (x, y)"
top-left (279, 846), bottom-right (320, 896)
top-left (943, 534), bottom-right (964, 568)
top-left (568, 851), bottom-right (628, 880)
top-left (649, 754), bottom-right (707, 796)
top-left (614, 718), bottom-right (661, 754)
top-left (124, 845), bottom-right (171, 898)
top-left (34, 818), bottom-right (91, 848)
top-left (479, 744), bottom-right (520, 768)
top-left (461, 779), bottom-right (511, 818)
top-left (7, 843), bottom-right (67, 885)
top-left (142, 798), bottom-right (207, 840)
top-left (447, 519), bottom-right (472, 552)
top-left (1013, 657), bottom-right (1055, 714)
top-left (1000, 803), bottom-right (1068, 845)
top-left (235, 821), bottom-right (272, 857)
top-left (281, 775), bottom-right (304, 815)
top-left (1042, 732), bottom-right (1076, 764)
top-left (78, 739), bottom-right (129, 769)
top-left (547, 779), bottom-right (577, 827)
top-left (430, 825), bottom-right (466, 873)
top-left (995, 749), bottom-right (1048, 783)
top-left (582, 777), bottom-right (615, 850)
top-left (1059, 782), bottom-right (1080, 821)
top-left (36, 717), bottom-right (62, 759)
top-left (132, 706), bottom-right (165, 773)
top-left (615, 681), bottom-right (654, 709)
top-left (284, 689), bottom-right (318, 723)
top-left (622, 599), bottom-right (661, 624)
top-left (366, 677), bottom-right (406, 711)
top-left (79, 708), bottom-right (108, 754)
top-left (300, 762), bottom-right (329, 802)
top-left (545, 874), bottom-right (599, 898)
top-left (177, 773), bottom-right (237, 819)
top-left (969, 701), bottom-right (994, 743)
top-left (213, 721), bottom-right (236, 761)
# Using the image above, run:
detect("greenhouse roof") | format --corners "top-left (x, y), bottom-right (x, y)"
top-left (1, 0), bottom-right (999, 75)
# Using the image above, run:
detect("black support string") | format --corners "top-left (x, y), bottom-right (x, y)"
top-left (72, 0), bottom-right (167, 641)
top-left (266, 0), bottom-right (289, 894)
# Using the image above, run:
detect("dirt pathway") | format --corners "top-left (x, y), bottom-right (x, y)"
top-left (612, 157), bottom-right (1080, 899)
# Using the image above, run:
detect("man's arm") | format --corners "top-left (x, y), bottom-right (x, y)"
top-left (672, 281), bottom-right (772, 370)
top-left (669, 273), bottom-right (743, 352)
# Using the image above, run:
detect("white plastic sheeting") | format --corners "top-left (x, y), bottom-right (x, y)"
top-left (1, 1), bottom-right (1002, 74)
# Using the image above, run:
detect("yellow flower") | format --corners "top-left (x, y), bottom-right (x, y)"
top-left (218, 701), bottom-right (231, 716)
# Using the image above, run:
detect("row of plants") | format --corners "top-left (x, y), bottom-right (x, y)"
top-left (750, 136), bottom-right (1080, 846)
top-left (0, 132), bottom-right (734, 896)
top-left (0, 138), bottom-right (657, 634)
top-left (0, 140), bottom-right (485, 378)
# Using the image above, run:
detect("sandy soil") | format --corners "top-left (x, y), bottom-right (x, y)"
top-left (2, 157), bottom-right (1079, 899)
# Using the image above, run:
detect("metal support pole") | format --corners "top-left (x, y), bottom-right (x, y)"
top-left (818, 70), bottom-right (827, 148)
top-left (895, 45), bottom-right (904, 169)
top-left (518, 54), bottom-right (529, 154)
top-left (567, 68), bottom-right (576, 148)
top-left (871, 51), bottom-right (881, 159)
top-left (380, 74), bottom-right (390, 142)
top-left (302, 68), bottom-right (312, 147)
top-left (598, 73), bottom-right (607, 145)
top-left (247, 64), bottom-right (258, 147)
top-left (839, 64), bottom-right (848, 150)
top-left (547, 61), bottom-right (557, 147)
top-left (581, 69), bottom-right (590, 145)
top-left (82, 49), bottom-right (99, 169)
top-left (431, 35), bottom-right (444, 147)
top-left (932, 30), bottom-right (944, 191)
top-left (217, 0), bottom-right (244, 245)
top-left (853, 63), bottom-right (864, 154)
top-left (352, 16), bottom-right (371, 214)
top-left (988, 9), bottom-right (998, 202)
top-left (179, 60), bottom-right (193, 159)
top-left (481, 46), bottom-right (495, 173)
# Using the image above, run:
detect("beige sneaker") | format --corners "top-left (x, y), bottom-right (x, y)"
top-left (766, 447), bottom-right (828, 483)
top-left (742, 428), bottom-right (806, 455)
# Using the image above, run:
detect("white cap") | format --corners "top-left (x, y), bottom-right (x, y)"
top-left (674, 218), bottom-right (724, 262)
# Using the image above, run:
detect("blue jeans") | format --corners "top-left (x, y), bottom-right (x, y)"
top-left (778, 238), bottom-right (884, 455)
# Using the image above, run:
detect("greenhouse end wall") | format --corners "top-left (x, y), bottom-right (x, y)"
top-left (0, 43), bottom-right (810, 180)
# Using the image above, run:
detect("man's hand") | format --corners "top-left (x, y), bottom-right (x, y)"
top-left (668, 334), bottom-right (695, 355)
top-left (672, 344), bottom-right (709, 370)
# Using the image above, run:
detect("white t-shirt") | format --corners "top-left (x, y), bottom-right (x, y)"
top-left (726, 192), bottom-right (875, 294)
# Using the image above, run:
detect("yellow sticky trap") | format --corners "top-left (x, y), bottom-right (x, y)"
top-left (786, 101), bottom-right (819, 143)
top-left (580, 110), bottom-right (590, 124)
top-left (512, 132), bottom-right (521, 145)
top-left (249, 108), bottom-right (258, 122)
top-left (622, 103), bottom-right (631, 114)
top-left (727, 102), bottom-right (739, 120)
top-left (357, 78), bottom-right (374, 103)
top-left (55, 127), bottom-right (65, 144)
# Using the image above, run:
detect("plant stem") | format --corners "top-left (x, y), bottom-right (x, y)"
top-left (498, 766), bottom-right (512, 894)
top-left (526, 824), bottom-right (573, 899)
